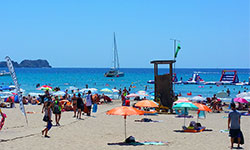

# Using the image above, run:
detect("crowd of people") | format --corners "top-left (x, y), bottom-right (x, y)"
top-left (40, 89), bottom-right (98, 138)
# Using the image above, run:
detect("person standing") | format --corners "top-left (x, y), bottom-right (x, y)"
top-left (53, 96), bottom-right (62, 126)
top-left (86, 90), bottom-right (93, 116)
top-left (71, 93), bottom-right (77, 117)
top-left (228, 103), bottom-right (242, 149)
top-left (76, 93), bottom-right (83, 119)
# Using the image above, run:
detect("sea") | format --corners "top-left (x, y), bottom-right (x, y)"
top-left (0, 68), bottom-right (249, 100)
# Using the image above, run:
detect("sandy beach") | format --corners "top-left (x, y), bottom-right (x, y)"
top-left (0, 100), bottom-right (249, 150)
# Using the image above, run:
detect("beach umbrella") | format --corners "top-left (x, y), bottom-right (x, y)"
top-left (234, 97), bottom-right (248, 104)
top-left (37, 85), bottom-right (52, 91)
top-left (0, 91), bottom-right (13, 96)
top-left (53, 91), bottom-right (66, 96)
top-left (126, 93), bottom-right (139, 98)
top-left (173, 97), bottom-right (191, 104)
top-left (189, 96), bottom-right (206, 102)
top-left (173, 102), bottom-right (198, 126)
top-left (193, 103), bottom-right (211, 112)
top-left (136, 90), bottom-right (149, 96)
top-left (216, 91), bottom-right (228, 98)
top-left (79, 88), bottom-right (98, 94)
top-left (135, 100), bottom-right (159, 108)
top-left (67, 86), bottom-right (78, 91)
top-left (112, 89), bottom-right (119, 93)
top-left (236, 92), bottom-right (250, 100)
top-left (39, 85), bottom-right (52, 89)
top-left (106, 106), bottom-right (144, 140)
top-left (0, 86), bottom-right (11, 91)
top-left (100, 88), bottom-right (113, 93)
top-left (193, 103), bottom-right (211, 122)
top-left (28, 92), bottom-right (43, 97)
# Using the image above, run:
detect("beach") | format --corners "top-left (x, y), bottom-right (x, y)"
top-left (1, 100), bottom-right (249, 150)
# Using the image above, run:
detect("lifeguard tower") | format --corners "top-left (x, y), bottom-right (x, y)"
top-left (151, 60), bottom-right (176, 112)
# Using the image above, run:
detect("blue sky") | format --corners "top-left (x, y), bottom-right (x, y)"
top-left (0, 0), bottom-right (249, 68)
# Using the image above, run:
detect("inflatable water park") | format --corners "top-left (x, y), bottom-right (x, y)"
top-left (147, 70), bottom-right (250, 85)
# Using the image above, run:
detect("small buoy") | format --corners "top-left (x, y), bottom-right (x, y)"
top-left (187, 92), bottom-right (192, 96)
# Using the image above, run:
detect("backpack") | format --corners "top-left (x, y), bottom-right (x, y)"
top-left (53, 101), bottom-right (60, 114)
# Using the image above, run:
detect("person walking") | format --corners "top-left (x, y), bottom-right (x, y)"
top-left (53, 96), bottom-right (62, 126)
top-left (228, 103), bottom-right (242, 149)
top-left (42, 101), bottom-right (53, 138)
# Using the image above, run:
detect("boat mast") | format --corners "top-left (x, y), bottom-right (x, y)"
top-left (113, 32), bottom-right (119, 70)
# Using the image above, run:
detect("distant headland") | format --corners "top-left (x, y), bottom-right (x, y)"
top-left (0, 59), bottom-right (52, 68)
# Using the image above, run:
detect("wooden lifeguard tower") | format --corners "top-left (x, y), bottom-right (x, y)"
top-left (150, 60), bottom-right (176, 112)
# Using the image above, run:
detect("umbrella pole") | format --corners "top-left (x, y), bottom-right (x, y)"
top-left (124, 116), bottom-right (127, 140)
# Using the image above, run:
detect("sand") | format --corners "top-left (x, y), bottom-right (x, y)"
top-left (0, 101), bottom-right (249, 150)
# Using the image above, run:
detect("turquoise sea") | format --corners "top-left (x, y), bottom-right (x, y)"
top-left (0, 68), bottom-right (249, 99)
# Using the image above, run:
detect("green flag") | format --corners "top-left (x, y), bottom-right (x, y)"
top-left (174, 44), bottom-right (181, 58)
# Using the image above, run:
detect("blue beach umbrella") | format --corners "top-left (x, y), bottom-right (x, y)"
top-left (0, 86), bottom-right (11, 91)
top-left (173, 102), bottom-right (198, 126)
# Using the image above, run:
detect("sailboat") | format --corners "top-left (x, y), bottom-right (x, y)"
top-left (104, 33), bottom-right (124, 77)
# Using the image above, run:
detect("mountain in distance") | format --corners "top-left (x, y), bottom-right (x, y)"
top-left (0, 59), bottom-right (52, 68)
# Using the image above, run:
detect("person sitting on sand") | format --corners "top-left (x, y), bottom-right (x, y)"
top-left (31, 96), bottom-right (37, 104)
top-left (27, 94), bottom-right (32, 103)
top-left (42, 101), bottom-right (53, 138)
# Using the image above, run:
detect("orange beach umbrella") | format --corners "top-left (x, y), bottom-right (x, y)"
top-left (106, 106), bottom-right (144, 140)
top-left (193, 103), bottom-right (211, 122)
top-left (135, 100), bottom-right (159, 108)
top-left (193, 103), bottom-right (211, 112)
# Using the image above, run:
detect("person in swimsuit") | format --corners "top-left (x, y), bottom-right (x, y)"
top-left (76, 93), bottom-right (83, 119)
top-left (42, 101), bottom-right (53, 138)
top-left (71, 93), bottom-right (77, 117)
top-left (53, 96), bottom-right (62, 126)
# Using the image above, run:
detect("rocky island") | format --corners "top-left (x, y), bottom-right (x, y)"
top-left (0, 59), bottom-right (52, 68)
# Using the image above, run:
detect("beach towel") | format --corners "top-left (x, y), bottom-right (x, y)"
top-left (220, 129), bottom-right (229, 133)
top-left (135, 118), bottom-right (163, 123)
top-left (233, 130), bottom-right (244, 145)
top-left (92, 103), bottom-right (97, 113)
top-left (175, 115), bottom-right (193, 118)
top-left (108, 141), bottom-right (168, 146)
top-left (240, 112), bottom-right (250, 116)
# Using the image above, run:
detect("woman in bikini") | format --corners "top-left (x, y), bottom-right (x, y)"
top-left (71, 93), bottom-right (77, 117)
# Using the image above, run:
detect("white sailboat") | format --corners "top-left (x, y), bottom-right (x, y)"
top-left (104, 32), bottom-right (124, 77)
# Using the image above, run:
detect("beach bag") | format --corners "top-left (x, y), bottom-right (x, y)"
top-left (83, 104), bottom-right (88, 113)
top-left (43, 115), bottom-right (49, 122)
top-left (125, 136), bottom-right (135, 143)
top-left (92, 103), bottom-right (97, 113)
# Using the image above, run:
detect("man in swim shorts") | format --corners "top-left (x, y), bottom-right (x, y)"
top-left (228, 103), bottom-right (241, 149)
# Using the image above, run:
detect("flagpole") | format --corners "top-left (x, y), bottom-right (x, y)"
top-left (170, 39), bottom-right (180, 91)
